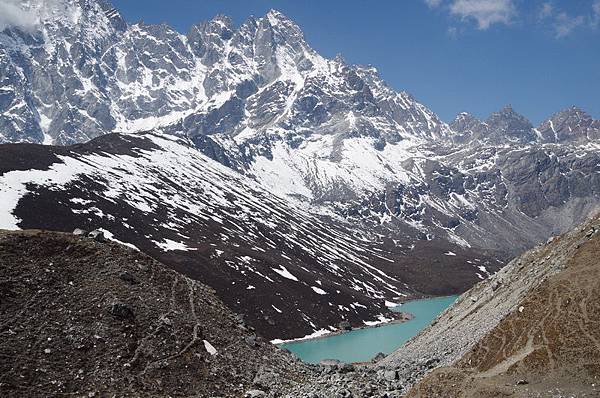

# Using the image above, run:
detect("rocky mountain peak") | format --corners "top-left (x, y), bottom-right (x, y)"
top-left (262, 9), bottom-right (314, 61)
top-left (493, 104), bottom-right (526, 122)
top-left (88, 0), bottom-right (127, 30)
top-left (0, 0), bottom-right (126, 40)
top-left (452, 111), bottom-right (479, 125)
top-left (211, 13), bottom-right (235, 28)
top-left (537, 106), bottom-right (600, 143)
top-left (448, 112), bottom-right (485, 143)
top-left (483, 105), bottom-right (536, 144)
top-left (266, 9), bottom-right (294, 24)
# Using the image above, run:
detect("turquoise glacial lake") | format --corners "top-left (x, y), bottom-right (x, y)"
top-left (280, 295), bottom-right (458, 364)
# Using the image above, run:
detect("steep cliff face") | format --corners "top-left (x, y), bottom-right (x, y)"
top-left (0, 229), bottom-right (308, 397)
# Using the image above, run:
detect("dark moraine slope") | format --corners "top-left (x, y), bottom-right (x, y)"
top-left (0, 230), bottom-right (308, 397)
top-left (0, 133), bottom-right (503, 341)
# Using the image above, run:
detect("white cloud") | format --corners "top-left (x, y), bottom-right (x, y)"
top-left (538, 3), bottom-right (554, 20)
top-left (424, 0), bottom-right (444, 8)
top-left (0, 1), bottom-right (39, 32)
top-left (0, 0), bottom-right (77, 33)
top-left (447, 26), bottom-right (459, 38)
top-left (424, 0), bottom-right (599, 37)
top-left (554, 12), bottom-right (585, 38)
top-left (449, 0), bottom-right (516, 29)
top-left (537, 2), bottom-right (598, 38)
top-left (593, 0), bottom-right (600, 26)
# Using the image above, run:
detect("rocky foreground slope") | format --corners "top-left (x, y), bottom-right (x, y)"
top-left (1, 218), bottom-right (599, 397)
top-left (285, 213), bottom-right (600, 397)
top-left (405, 216), bottom-right (600, 397)
top-left (0, 230), bottom-right (308, 397)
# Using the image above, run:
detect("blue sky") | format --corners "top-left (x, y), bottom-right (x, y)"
top-left (112, 0), bottom-right (600, 124)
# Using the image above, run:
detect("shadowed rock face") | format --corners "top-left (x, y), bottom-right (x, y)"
top-left (537, 107), bottom-right (600, 143)
top-left (448, 106), bottom-right (536, 145)
top-left (483, 105), bottom-right (537, 144)
top-left (0, 230), bottom-right (308, 397)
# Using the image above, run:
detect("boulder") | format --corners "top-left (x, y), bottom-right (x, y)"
top-left (108, 302), bottom-right (134, 320)
top-left (491, 280), bottom-right (502, 291)
top-left (338, 321), bottom-right (352, 331)
top-left (371, 352), bottom-right (386, 362)
top-left (383, 369), bottom-right (398, 381)
top-left (88, 230), bottom-right (105, 242)
top-left (72, 228), bottom-right (87, 235)
top-left (119, 271), bottom-right (138, 285)
top-left (252, 366), bottom-right (279, 388)
top-left (244, 390), bottom-right (266, 398)
top-left (338, 363), bottom-right (355, 373)
top-left (319, 359), bottom-right (342, 367)
top-left (244, 334), bottom-right (257, 347)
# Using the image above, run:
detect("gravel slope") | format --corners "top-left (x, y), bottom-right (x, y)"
top-left (0, 230), bottom-right (308, 397)
top-left (406, 215), bottom-right (600, 397)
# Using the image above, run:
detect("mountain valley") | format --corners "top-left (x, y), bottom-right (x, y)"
top-left (1, 0), bottom-right (599, 340)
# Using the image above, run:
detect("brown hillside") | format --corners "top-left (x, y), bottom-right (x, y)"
top-left (407, 218), bottom-right (600, 397)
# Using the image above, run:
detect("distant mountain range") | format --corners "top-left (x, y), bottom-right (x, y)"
top-left (1, 0), bottom-right (599, 339)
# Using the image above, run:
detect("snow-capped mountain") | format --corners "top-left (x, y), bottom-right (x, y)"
top-left (1, 0), bottom-right (599, 338)
top-left (448, 105), bottom-right (537, 144)
top-left (0, 2), bottom-right (451, 148)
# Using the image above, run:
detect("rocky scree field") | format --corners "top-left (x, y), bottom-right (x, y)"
top-left (0, 230), bottom-right (309, 397)
top-left (405, 215), bottom-right (600, 397)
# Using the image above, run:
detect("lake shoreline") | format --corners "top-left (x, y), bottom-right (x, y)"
top-left (276, 294), bottom-right (460, 346)
top-left (277, 295), bottom-right (460, 364)
top-left (277, 311), bottom-right (414, 346)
